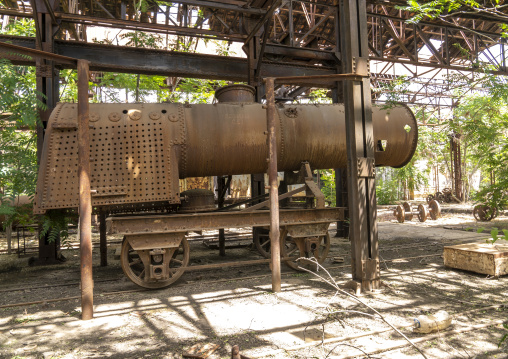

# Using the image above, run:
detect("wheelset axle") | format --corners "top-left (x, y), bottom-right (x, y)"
top-left (394, 200), bottom-right (441, 223)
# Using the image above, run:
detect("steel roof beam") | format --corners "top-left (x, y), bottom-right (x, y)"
top-left (0, 35), bottom-right (335, 81)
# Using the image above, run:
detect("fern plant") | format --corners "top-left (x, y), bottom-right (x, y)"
top-left (39, 210), bottom-right (75, 245)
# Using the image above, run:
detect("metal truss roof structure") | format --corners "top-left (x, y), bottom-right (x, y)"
top-left (0, 0), bottom-right (507, 111)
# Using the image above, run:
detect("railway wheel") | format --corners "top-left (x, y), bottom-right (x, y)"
top-left (403, 202), bottom-right (413, 221)
top-left (426, 194), bottom-right (434, 203)
top-left (435, 192), bottom-right (445, 203)
top-left (281, 231), bottom-right (331, 271)
top-left (429, 199), bottom-right (441, 220)
top-left (473, 205), bottom-right (498, 222)
top-left (394, 205), bottom-right (405, 223)
top-left (253, 227), bottom-right (271, 258)
top-left (121, 237), bottom-right (190, 289)
top-left (417, 204), bottom-right (429, 222)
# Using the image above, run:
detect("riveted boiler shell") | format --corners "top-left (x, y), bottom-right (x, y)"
top-left (33, 102), bottom-right (416, 214)
top-left (183, 103), bottom-right (416, 177)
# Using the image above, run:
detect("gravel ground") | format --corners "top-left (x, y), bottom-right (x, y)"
top-left (0, 207), bottom-right (507, 359)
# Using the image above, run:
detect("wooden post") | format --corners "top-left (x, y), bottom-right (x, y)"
top-left (77, 59), bottom-right (93, 320)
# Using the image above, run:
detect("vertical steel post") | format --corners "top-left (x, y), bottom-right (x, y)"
top-left (77, 59), bottom-right (93, 320)
top-left (265, 77), bottom-right (281, 293)
top-left (288, 0), bottom-right (294, 47)
top-left (452, 133), bottom-right (462, 201)
top-left (34, 6), bottom-right (60, 264)
top-left (218, 176), bottom-right (226, 257)
top-left (502, 38), bottom-right (506, 72)
top-left (99, 210), bottom-right (107, 267)
top-left (340, 0), bottom-right (380, 293)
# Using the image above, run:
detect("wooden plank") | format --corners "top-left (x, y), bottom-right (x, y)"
top-left (444, 242), bottom-right (508, 277)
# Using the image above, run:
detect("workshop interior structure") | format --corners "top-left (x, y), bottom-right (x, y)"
top-left (0, 0), bottom-right (508, 358)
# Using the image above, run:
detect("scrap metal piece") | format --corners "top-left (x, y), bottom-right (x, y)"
top-left (183, 343), bottom-right (220, 359)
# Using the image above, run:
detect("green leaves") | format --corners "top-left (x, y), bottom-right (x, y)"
top-left (399, 1), bottom-right (507, 38)
top-left (0, 59), bottom-right (40, 205)
top-left (500, 323), bottom-right (508, 347)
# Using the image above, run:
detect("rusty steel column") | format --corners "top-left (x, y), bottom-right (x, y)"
top-left (265, 77), bottom-right (281, 293)
top-left (77, 59), bottom-right (93, 320)
top-left (218, 176), bottom-right (226, 257)
top-left (452, 133), bottom-right (462, 201)
top-left (99, 210), bottom-right (107, 267)
top-left (340, 0), bottom-right (380, 292)
top-left (34, 2), bottom-right (60, 265)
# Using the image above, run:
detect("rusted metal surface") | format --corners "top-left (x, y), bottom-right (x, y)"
top-left (0, 39), bottom-right (76, 65)
top-left (242, 187), bottom-right (305, 212)
top-left (451, 133), bottom-right (463, 201)
top-left (473, 205), bottom-right (498, 222)
top-left (77, 60), bottom-right (93, 320)
top-left (215, 84), bottom-right (255, 103)
top-left (231, 345), bottom-right (241, 359)
top-left (99, 210), bottom-right (107, 267)
top-left (266, 77), bottom-right (281, 293)
top-left (394, 205), bottom-right (405, 223)
top-left (393, 201), bottom-right (440, 223)
top-left (179, 189), bottom-right (216, 213)
top-left (417, 204), bottom-right (429, 222)
top-left (108, 208), bottom-right (344, 235)
top-left (281, 228), bottom-right (330, 271)
top-left (429, 199), bottom-right (441, 220)
top-left (34, 101), bottom-right (416, 214)
top-left (217, 176), bottom-right (229, 257)
top-left (403, 202), bottom-right (413, 221)
top-left (341, 0), bottom-right (380, 292)
top-left (121, 236), bottom-right (189, 289)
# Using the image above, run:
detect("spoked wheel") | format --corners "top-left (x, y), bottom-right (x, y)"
top-left (426, 194), bottom-right (434, 203)
top-left (253, 227), bottom-right (271, 258)
top-left (281, 231), bottom-right (331, 271)
top-left (473, 205), bottom-right (498, 222)
top-left (429, 199), bottom-right (441, 220)
top-left (417, 204), bottom-right (429, 222)
top-left (121, 237), bottom-right (190, 289)
top-left (394, 205), bottom-right (405, 223)
top-left (403, 202), bottom-right (413, 221)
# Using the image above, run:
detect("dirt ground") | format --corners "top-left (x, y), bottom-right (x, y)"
top-left (0, 204), bottom-right (507, 359)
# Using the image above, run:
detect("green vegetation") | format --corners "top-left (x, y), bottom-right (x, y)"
top-left (399, 1), bottom-right (508, 37)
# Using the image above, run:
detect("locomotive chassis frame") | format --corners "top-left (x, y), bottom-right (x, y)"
top-left (0, 0), bottom-right (383, 321)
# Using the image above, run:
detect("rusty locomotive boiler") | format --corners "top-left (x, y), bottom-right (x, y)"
top-left (34, 85), bottom-right (417, 288)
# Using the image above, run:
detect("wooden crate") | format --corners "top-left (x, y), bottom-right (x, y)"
top-left (444, 242), bottom-right (508, 277)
